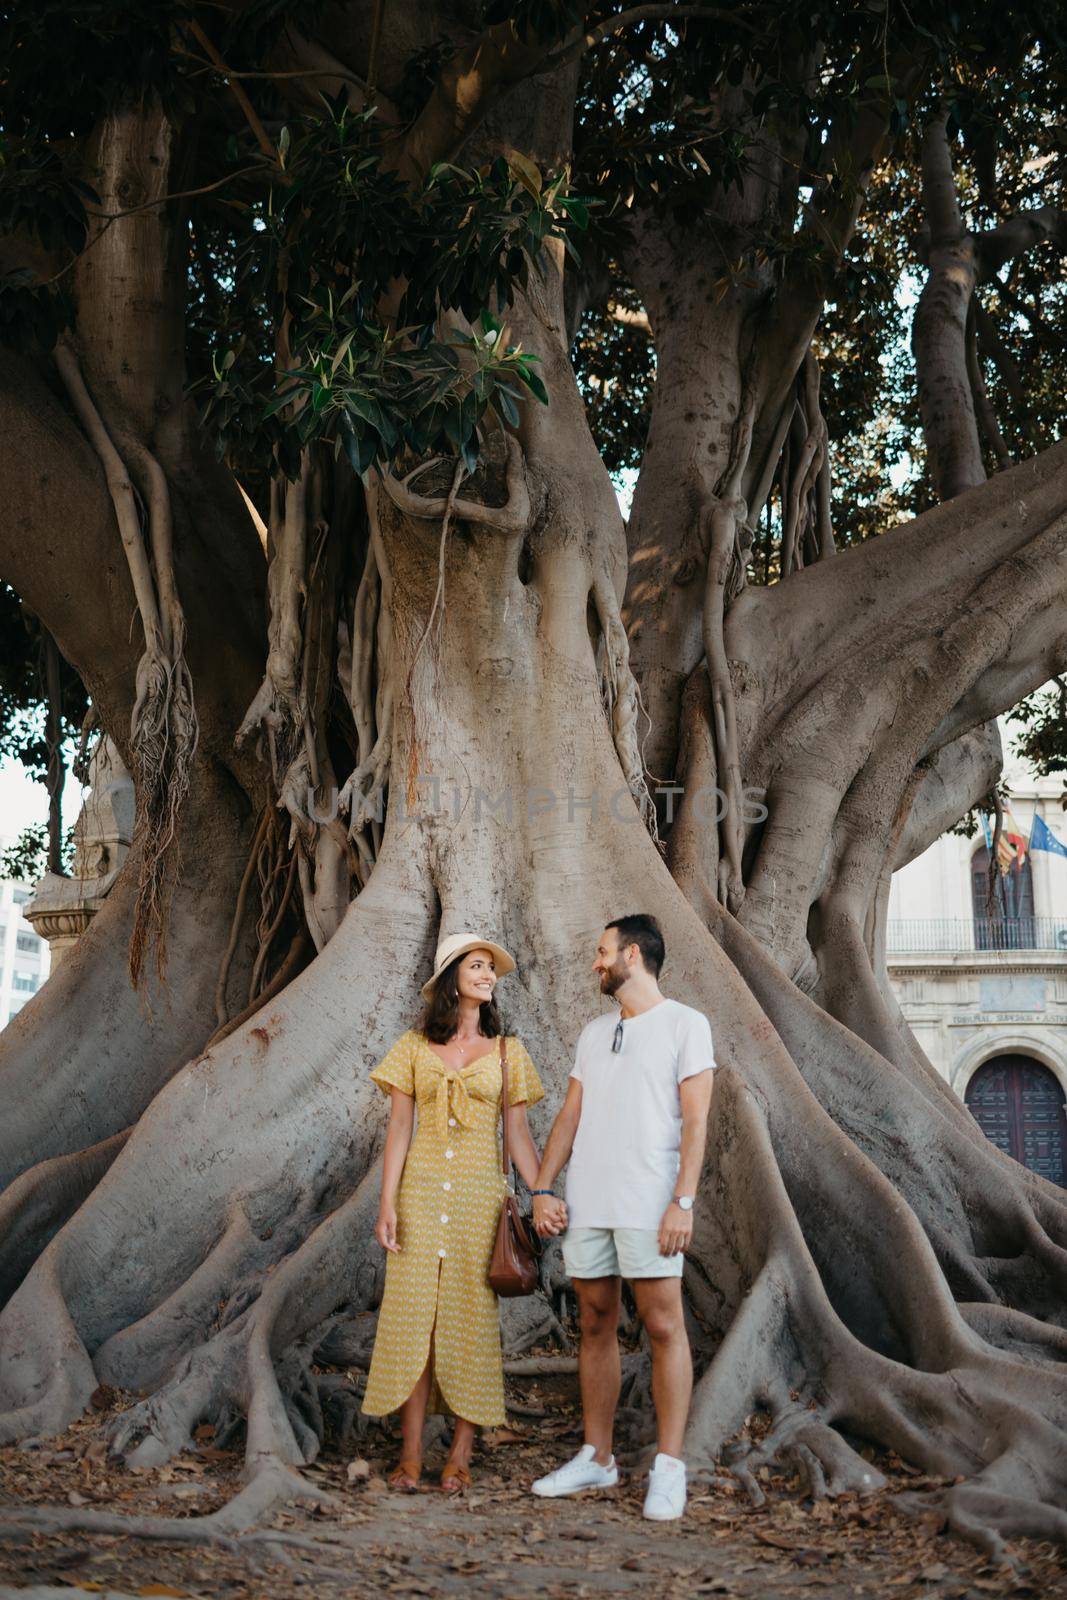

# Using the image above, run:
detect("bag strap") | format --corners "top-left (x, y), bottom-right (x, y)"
top-left (499, 1035), bottom-right (510, 1181)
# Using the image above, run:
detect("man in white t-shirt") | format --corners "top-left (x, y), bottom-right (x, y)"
top-left (529, 914), bottom-right (715, 1522)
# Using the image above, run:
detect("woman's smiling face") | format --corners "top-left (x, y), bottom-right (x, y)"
top-left (456, 948), bottom-right (497, 1005)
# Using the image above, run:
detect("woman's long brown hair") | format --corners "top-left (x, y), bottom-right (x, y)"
top-left (420, 955), bottom-right (503, 1044)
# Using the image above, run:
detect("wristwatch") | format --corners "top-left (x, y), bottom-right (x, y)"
top-left (674, 1195), bottom-right (695, 1211)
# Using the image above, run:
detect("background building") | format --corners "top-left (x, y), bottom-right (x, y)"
top-left (887, 729), bottom-right (1067, 1187)
top-left (0, 871), bottom-right (51, 1028)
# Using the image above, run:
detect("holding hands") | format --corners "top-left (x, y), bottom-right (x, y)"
top-left (657, 1200), bottom-right (693, 1258)
top-left (533, 1193), bottom-right (568, 1237)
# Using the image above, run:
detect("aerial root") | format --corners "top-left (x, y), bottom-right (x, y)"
top-left (723, 1400), bottom-right (887, 1506)
top-left (0, 1455), bottom-right (352, 1567)
top-left (591, 575), bottom-right (658, 835)
top-left (897, 1484), bottom-right (1067, 1569)
top-left (100, 1166), bottom-right (384, 1477)
top-left (0, 1128), bottom-right (130, 1303)
top-left (682, 1071), bottom-right (1067, 1563)
top-left (53, 339), bottom-right (198, 986)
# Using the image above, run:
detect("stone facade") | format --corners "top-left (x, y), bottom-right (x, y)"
top-left (887, 745), bottom-right (1067, 1109)
top-left (23, 737), bottom-right (135, 967)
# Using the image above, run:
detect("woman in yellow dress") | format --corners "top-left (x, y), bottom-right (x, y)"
top-left (362, 931), bottom-right (561, 1492)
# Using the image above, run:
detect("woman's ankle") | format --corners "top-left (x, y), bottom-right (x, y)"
top-left (448, 1423), bottom-right (475, 1463)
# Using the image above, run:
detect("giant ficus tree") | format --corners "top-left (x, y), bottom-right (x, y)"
top-left (2, 0), bottom-right (1067, 1560)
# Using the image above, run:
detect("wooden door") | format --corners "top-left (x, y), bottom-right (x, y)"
top-left (965, 1055), bottom-right (1067, 1187)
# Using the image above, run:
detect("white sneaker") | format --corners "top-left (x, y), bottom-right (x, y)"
top-left (643, 1452), bottom-right (687, 1520)
top-left (532, 1443), bottom-right (619, 1497)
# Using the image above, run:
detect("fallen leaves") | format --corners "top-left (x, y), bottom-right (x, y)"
top-left (2, 1371), bottom-right (1067, 1600)
top-left (481, 1426), bottom-right (526, 1446)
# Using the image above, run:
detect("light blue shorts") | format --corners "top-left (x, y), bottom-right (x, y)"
top-left (562, 1226), bottom-right (684, 1281)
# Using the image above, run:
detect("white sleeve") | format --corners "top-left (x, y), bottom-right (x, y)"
top-left (569, 1026), bottom-right (587, 1083)
top-left (676, 1009), bottom-right (715, 1083)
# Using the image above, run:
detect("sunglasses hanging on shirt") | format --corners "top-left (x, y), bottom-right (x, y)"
top-left (612, 1017), bottom-right (624, 1054)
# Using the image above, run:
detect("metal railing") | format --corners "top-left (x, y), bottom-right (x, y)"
top-left (886, 917), bottom-right (1067, 953)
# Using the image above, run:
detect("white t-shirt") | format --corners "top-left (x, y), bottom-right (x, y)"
top-left (565, 998), bottom-right (716, 1230)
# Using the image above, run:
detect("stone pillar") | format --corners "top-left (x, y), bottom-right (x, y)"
top-left (24, 737), bottom-right (135, 967)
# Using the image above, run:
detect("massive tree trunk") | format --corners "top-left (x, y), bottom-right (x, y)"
top-left (2, 7), bottom-right (1067, 1570)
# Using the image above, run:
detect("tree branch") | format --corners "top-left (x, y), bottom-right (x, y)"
top-left (911, 113), bottom-right (984, 500)
top-left (747, 48), bottom-right (925, 495)
top-left (267, 28), bottom-right (401, 125)
top-left (532, 5), bottom-right (752, 78)
top-left (187, 20), bottom-right (278, 163)
top-left (920, 110), bottom-right (965, 246)
top-left (397, 5), bottom-right (735, 179)
top-left (976, 206), bottom-right (1067, 280)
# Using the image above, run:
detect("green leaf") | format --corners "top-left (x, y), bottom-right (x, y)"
top-left (507, 149), bottom-right (543, 199)
top-left (263, 385), bottom-right (300, 418)
top-left (330, 330), bottom-right (356, 375)
top-left (491, 385), bottom-right (520, 427)
top-left (519, 367), bottom-right (549, 405)
top-left (559, 197), bottom-right (589, 229)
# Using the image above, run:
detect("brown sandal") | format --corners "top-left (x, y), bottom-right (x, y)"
top-left (388, 1457), bottom-right (422, 1491)
top-left (440, 1457), bottom-right (472, 1494)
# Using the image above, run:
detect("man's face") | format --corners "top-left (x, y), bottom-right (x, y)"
top-left (592, 929), bottom-right (630, 995)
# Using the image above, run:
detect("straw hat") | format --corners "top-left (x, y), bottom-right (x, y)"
top-left (420, 932), bottom-right (516, 1000)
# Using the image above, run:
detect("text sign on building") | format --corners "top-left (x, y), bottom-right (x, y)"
top-left (979, 976), bottom-right (1046, 1013)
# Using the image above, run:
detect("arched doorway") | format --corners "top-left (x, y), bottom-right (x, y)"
top-left (964, 1055), bottom-right (1067, 1187)
top-left (970, 845), bottom-right (1035, 948)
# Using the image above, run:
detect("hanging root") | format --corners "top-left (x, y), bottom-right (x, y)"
top-left (235, 452), bottom-right (355, 948)
top-left (779, 353), bottom-right (832, 575)
top-left (336, 527), bottom-right (391, 874)
top-left (236, 463), bottom-right (309, 766)
top-left (210, 799), bottom-right (307, 1038)
top-left (53, 339), bottom-right (199, 986)
top-left (685, 1068), bottom-right (1067, 1561)
top-left (376, 431), bottom-right (530, 533)
top-left (699, 394), bottom-right (755, 911)
top-left (394, 458), bottom-right (467, 797)
top-left (591, 574), bottom-right (657, 835)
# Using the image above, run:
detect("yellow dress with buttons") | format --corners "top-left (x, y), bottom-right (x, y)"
top-left (361, 1029), bottom-right (545, 1426)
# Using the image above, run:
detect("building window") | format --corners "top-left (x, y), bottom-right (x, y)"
top-left (12, 973), bottom-right (38, 993)
top-left (15, 932), bottom-right (39, 954)
top-left (970, 844), bottom-right (1035, 949)
top-left (11, 888), bottom-right (30, 905)
top-left (965, 1056), bottom-right (1067, 1188)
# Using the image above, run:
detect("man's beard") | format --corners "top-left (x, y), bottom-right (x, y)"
top-left (599, 960), bottom-right (627, 996)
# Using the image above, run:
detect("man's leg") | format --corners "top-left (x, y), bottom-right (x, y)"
top-left (632, 1277), bottom-right (691, 1458)
top-left (573, 1275), bottom-right (623, 1465)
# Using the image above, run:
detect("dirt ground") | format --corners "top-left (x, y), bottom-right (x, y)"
top-left (1, 1365), bottom-right (1065, 1600)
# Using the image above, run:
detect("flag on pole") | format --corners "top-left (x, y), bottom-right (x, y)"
top-left (1002, 807), bottom-right (1028, 871)
top-left (1030, 813), bottom-right (1067, 860)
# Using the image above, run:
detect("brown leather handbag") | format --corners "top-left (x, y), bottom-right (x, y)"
top-left (488, 1036), bottom-right (543, 1297)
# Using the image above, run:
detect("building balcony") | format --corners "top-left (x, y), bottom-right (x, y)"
top-left (887, 917), bottom-right (1067, 956)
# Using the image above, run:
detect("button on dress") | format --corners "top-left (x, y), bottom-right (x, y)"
top-left (361, 1030), bottom-right (544, 1426)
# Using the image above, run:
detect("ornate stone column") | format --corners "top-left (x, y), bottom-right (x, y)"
top-left (24, 737), bottom-right (135, 966)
